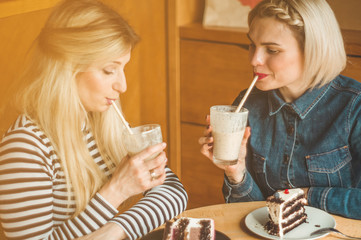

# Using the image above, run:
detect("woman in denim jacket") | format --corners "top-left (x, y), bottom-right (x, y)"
top-left (199, 0), bottom-right (361, 220)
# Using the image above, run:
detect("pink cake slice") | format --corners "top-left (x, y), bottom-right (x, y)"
top-left (162, 217), bottom-right (215, 240)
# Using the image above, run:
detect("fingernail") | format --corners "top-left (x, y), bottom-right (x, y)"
top-left (162, 142), bottom-right (167, 148)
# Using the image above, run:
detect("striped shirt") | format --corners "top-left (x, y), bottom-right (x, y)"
top-left (0, 115), bottom-right (188, 240)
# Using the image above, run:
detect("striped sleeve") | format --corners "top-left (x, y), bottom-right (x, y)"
top-left (0, 118), bottom-right (118, 240)
top-left (109, 167), bottom-right (188, 240)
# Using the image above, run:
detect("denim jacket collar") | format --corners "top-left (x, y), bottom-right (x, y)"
top-left (268, 82), bottom-right (331, 119)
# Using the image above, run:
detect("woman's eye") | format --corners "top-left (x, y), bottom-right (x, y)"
top-left (103, 69), bottom-right (115, 75)
top-left (267, 48), bottom-right (279, 54)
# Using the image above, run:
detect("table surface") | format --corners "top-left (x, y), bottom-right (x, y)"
top-left (176, 201), bottom-right (361, 240)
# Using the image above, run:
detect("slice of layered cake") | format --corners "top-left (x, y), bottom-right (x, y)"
top-left (162, 217), bottom-right (215, 240)
top-left (265, 188), bottom-right (307, 237)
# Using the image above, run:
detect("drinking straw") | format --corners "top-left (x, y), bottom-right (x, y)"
top-left (235, 75), bottom-right (259, 113)
top-left (111, 100), bottom-right (133, 134)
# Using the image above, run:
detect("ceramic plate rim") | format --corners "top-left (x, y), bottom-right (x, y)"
top-left (245, 206), bottom-right (336, 240)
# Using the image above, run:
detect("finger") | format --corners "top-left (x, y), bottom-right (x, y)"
top-left (149, 163), bottom-right (166, 180)
top-left (206, 114), bottom-right (210, 125)
top-left (145, 151), bottom-right (167, 170)
top-left (150, 170), bottom-right (166, 186)
top-left (202, 124), bottom-right (213, 136)
top-left (198, 134), bottom-right (212, 145)
top-left (200, 143), bottom-right (213, 160)
top-left (149, 169), bottom-right (158, 181)
top-left (242, 127), bottom-right (251, 145)
top-left (133, 142), bottom-right (167, 162)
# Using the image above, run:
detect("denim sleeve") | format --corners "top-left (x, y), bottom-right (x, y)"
top-left (222, 171), bottom-right (265, 202)
top-left (308, 187), bottom-right (361, 220)
top-left (349, 94), bottom-right (361, 188)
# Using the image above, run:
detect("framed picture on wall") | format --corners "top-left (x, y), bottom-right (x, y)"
top-left (203, 0), bottom-right (262, 28)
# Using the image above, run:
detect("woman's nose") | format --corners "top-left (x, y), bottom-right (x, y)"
top-left (113, 72), bottom-right (127, 93)
top-left (249, 48), bottom-right (264, 67)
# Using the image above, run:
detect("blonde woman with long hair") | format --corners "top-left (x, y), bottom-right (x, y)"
top-left (0, 0), bottom-right (187, 239)
top-left (199, 0), bottom-right (361, 220)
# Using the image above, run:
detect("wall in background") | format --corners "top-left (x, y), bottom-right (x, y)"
top-left (328, 0), bottom-right (361, 31)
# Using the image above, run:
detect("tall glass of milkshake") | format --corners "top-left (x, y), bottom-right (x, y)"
top-left (210, 105), bottom-right (248, 165)
top-left (122, 124), bottom-right (163, 160)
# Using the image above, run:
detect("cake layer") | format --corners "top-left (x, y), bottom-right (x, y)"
top-left (282, 200), bottom-right (306, 219)
top-left (163, 217), bottom-right (215, 240)
top-left (266, 213), bottom-right (307, 235)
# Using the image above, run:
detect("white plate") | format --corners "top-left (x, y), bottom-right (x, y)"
top-left (245, 206), bottom-right (336, 240)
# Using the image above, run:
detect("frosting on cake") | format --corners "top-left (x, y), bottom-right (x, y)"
top-left (162, 217), bottom-right (215, 240)
top-left (265, 188), bottom-right (307, 237)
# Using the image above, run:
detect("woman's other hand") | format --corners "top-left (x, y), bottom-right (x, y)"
top-left (198, 114), bottom-right (251, 184)
top-left (99, 142), bottom-right (167, 208)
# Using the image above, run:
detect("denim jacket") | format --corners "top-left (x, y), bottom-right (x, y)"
top-left (222, 75), bottom-right (361, 220)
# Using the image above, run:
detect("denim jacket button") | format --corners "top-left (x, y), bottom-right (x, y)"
top-left (283, 155), bottom-right (290, 164)
top-left (282, 181), bottom-right (292, 188)
top-left (287, 126), bottom-right (294, 135)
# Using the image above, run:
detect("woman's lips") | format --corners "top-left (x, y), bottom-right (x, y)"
top-left (255, 73), bottom-right (268, 80)
top-left (106, 98), bottom-right (116, 105)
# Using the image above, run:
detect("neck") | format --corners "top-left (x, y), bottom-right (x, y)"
top-left (279, 84), bottom-right (309, 103)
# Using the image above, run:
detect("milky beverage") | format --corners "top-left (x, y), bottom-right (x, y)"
top-left (210, 105), bottom-right (248, 165)
top-left (122, 124), bottom-right (162, 161)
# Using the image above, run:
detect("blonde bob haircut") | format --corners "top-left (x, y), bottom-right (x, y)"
top-left (19, 0), bottom-right (139, 216)
top-left (248, 0), bottom-right (346, 88)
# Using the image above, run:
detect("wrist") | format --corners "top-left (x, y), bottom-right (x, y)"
top-left (105, 222), bottom-right (127, 239)
top-left (99, 181), bottom-right (127, 208)
top-left (226, 168), bottom-right (246, 185)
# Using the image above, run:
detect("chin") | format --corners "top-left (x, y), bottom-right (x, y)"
top-left (100, 105), bottom-right (111, 113)
top-left (255, 85), bottom-right (270, 91)
top-left (255, 82), bottom-right (277, 92)
top-left (88, 105), bottom-right (109, 113)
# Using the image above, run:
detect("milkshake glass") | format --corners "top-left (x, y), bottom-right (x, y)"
top-left (122, 124), bottom-right (163, 160)
top-left (210, 105), bottom-right (248, 165)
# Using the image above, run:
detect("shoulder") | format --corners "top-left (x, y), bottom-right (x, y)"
top-left (330, 75), bottom-right (361, 94)
top-left (0, 114), bottom-right (55, 166)
top-left (2, 114), bottom-right (47, 145)
top-left (329, 76), bottom-right (361, 118)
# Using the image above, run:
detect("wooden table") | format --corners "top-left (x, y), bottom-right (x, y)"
top-left (178, 201), bottom-right (361, 239)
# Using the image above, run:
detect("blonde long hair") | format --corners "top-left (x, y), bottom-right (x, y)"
top-left (18, 0), bottom-right (139, 216)
top-left (249, 0), bottom-right (346, 88)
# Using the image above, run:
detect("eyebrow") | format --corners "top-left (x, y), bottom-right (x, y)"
top-left (247, 34), bottom-right (281, 46)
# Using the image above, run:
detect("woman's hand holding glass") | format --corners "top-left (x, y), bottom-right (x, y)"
top-left (199, 115), bottom-right (251, 184)
top-left (99, 142), bottom-right (167, 208)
